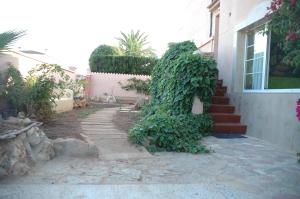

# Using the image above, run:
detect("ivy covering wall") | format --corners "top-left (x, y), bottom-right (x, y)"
top-left (128, 41), bottom-right (218, 153)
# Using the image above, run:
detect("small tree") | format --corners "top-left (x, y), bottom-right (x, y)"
top-left (117, 30), bottom-right (156, 57)
top-left (25, 64), bottom-right (70, 122)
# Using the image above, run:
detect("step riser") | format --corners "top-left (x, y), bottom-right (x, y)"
top-left (212, 97), bottom-right (229, 105)
top-left (213, 125), bottom-right (247, 134)
top-left (209, 106), bottom-right (235, 113)
top-left (214, 90), bottom-right (225, 96)
top-left (211, 115), bottom-right (241, 123)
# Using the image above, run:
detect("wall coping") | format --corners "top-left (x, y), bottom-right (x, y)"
top-left (90, 72), bottom-right (151, 78)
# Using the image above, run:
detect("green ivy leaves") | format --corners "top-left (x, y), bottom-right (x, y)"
top-left (128, 41), bottom-right (218, 153)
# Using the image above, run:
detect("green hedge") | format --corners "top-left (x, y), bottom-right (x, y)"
top-left (128, 41), bottom-right (218, 153)
top-left (89, 55), bottom-right (157, 75)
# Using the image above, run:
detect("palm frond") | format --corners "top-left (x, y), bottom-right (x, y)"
top-left (0, 30), bottom-right (26, 50)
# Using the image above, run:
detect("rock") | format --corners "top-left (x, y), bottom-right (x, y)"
top-left (17, 112), bottom-right (26, 119)
top-left (5, 116), bottom-right (22, 125)
top-left (22, 118), bottom-right (32, 126)
top-left (0, 136), bottom-right (33, 177)
top-left (53, 138), bottom-right (98, 157)
top-left (26, 127), bottom-right (45, 147)
top-left (32, 139), bottom-right (55, 161)
top-left (0, 125), bottom-right (56, 177)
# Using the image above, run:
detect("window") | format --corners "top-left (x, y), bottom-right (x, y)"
top-left (244, 26), bottom-right (268, 90)
top-left (244, 25), bottom-right (300, 91)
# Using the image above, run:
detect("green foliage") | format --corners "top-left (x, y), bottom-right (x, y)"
top-left (89, 44), bottom-right (119, 65)
top-left (0, 30), bottom-right (26, 50)
top-left (129, 41), bottom-right (218, 153)
top-left (150, 41), bottom-right (218, 115)
top-left (129, 113), bottom-right (212, 153)
top-left (89, 55), bottom-right (157, 75)
top-left (267, 0), bottom-right (300, 72)
top-left (25, 64), bottom-right (70, 122)
top-left (121, 77), bottom-right (151, 95)
top-left (117, 30), bottom-right (156, 57)
top-left (0, 64), bottom-right (71, 122)
top-left (4, 66), bottom-right (27, 114)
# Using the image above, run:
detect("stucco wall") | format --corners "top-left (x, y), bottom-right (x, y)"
top-left (229, 93), bottom-right (300, 152)
top-left (215, 0), bottom-right (300, 152)
top-left (89, 72), bottom-right (150, 103)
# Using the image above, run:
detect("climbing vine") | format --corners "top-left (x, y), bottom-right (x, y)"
top-left (128, 41), bottom-right (218, 153)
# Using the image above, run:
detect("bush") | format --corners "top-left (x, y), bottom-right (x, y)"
top-left (0, 64), bottom-right (70, 122)
top-left (25, 64), bottom-right (70, 122)
top-left (89, 55), bottom-right (157, 75)
top-left (128, 41), bottom-right (218, 153)
top-left (120, 77), bottom-right (151, 95)
top-left (129, 113), bottom-right (212, 153)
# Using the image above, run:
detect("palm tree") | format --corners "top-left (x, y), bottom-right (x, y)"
top-left (0, 30), bottom-right (26, 50)
top-left (117, 30), bottom-right (156, 57)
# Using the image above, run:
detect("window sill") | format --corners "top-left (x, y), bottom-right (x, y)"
top-left (243, 89), bottom-right (300, 94)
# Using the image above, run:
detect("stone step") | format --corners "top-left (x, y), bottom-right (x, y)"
top-left (82, 129), bottom-right (124, 133)
top-left (88, 135), bottom-right (128, 139)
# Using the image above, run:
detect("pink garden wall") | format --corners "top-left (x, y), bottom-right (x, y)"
top-left (87, 72), bottom-right (150, 102)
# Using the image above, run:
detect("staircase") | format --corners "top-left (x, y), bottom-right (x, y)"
top-left (209, 80), bottom-right (247, 134)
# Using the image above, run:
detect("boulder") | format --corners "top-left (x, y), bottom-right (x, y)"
top-left (0, 136), bottom-right (33, 177)
top-left (26, 127), bottom-right (46, 147)
top-left (22, 118), bottom-right (32, 126)
top-left (17, 112), bottom-right (26, 119)
top-left (5, 116), bottom-right (22, 125)
top-left (32, 139), bottom-right (55, 161)
top-left (53, 138), bottom-right (98, 157)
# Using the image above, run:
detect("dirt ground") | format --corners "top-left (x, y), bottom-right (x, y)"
top-left (42, 103), bottom-right (120, 140)
top-left (112, 110), bottom-right (140, 133)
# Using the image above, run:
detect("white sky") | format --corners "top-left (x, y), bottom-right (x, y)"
top-left (1, 0), bottom-right (210, 74)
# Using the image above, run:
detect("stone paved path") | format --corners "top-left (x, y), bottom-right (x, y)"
top-left (0, 108), bottom-right (300, 199)
top-left (81, 108), bottom-right (150, 160)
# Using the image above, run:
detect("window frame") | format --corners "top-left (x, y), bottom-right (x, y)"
top-left (242, 24), bottom-right (300, 93)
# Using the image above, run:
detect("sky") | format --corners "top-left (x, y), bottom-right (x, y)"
top-left (1, 0), bottom-right (210, 74)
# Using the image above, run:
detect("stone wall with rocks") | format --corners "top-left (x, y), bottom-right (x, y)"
top-left (0, 114), bottom-right (98, 178)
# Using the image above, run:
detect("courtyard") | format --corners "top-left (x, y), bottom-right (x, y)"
top-left (0, 107), bottom-right (299, 199)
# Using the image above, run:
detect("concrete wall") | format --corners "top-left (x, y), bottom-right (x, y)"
top-left (88, 72), bottom-right (150, 103)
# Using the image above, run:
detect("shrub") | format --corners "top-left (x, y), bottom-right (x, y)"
top-left (89, 55), bottom-right (157, 75)
top-left (128, 41), bottom-right (218, 153)
top-left (25, 64), bottom-right (70, 122)
top-left (120, 77), bottom-right (151, 95)
top-left (129, 113), bottom-right (212, 153)
top-left (0, 66), bottom-right (27, 115)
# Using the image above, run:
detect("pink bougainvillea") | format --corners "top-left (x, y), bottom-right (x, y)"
top-left (297, 99), bottom-right (300, 121)
top-left (290, 0), bottom-right (297, 6)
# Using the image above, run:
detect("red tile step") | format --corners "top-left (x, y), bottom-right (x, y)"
top-left (210, 113), bottom-right (241, 123)
top-left (212, 96), bottom-right (230, 105)
top-left (217, 80), bottom-right (223, 87)
top-left (213, 123), bottom-right (247, 134)
top-left (214, 88), bottom-right (226, 96)
top-left (209, 104), bottom-right (235, 113)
